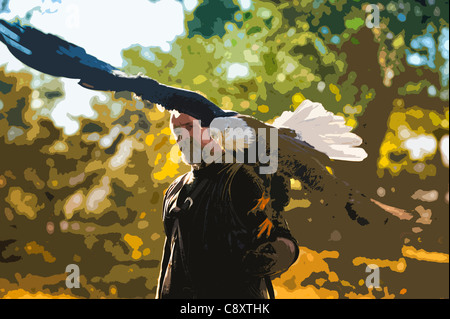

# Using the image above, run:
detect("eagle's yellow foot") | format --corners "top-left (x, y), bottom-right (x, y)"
top-left (249, 193), bottom-right (270, 216)
top-left (257, 218), bottom-right (273, 239)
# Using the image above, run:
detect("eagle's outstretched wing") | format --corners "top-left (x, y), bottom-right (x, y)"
top-left (0, 19), bottom-right (117, 79)
top-left (0, 18), bottom-right (236, 126)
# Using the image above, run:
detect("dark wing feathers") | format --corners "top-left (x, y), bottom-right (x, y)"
top-left (0, 18), bottom-right (235, 125)
top-left (0, 19), bottom-right (117, 78)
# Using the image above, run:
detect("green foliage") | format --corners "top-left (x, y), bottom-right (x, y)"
top-left (187, 0), bottom-right (241, 38)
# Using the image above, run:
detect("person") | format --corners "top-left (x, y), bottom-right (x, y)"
top-left (156, 112), bottom-right (299, 299)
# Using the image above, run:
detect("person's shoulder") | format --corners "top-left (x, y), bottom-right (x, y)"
top-left (172, 172), bottom-right (190, 186)
top-left (163, 172), bottom-right (191, 201)
top-left (162, 172), bottom-right (191, 220)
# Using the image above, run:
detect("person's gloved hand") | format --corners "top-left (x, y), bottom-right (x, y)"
top-left (242, 241), bottom-right (277, 276)
top-left (242, 237), bottom-right (297, 277)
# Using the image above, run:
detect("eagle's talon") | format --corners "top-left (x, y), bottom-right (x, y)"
top-left (248, 193), bottom-right (271, 216)
top-left (257, 218), bottom-right (273, 239)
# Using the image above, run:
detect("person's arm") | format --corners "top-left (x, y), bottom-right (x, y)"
top-left (156, 236), bottom-right (172, 299)
top-left (230, 165), bottom-right (299, 277)
top-left (155, 181), bottom-right (173, 299)
top-left (156, 174), bottom-right (187, 298)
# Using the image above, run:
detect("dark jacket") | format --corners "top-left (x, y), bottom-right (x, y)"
top-left (157, 162), bottom-right (299, 299)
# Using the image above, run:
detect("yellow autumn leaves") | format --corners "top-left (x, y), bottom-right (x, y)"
top-left (378, 103), bottom-right (449, 178)
top-left (123, 233), bottom-right (150, 260)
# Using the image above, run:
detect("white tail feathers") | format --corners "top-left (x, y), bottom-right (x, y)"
top-left (272, 99), bottom-right (368, 161)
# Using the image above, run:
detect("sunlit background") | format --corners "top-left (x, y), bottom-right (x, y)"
top-left (0, 0), bottom-right (448, 299)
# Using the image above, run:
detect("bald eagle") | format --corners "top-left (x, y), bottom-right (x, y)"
top-left (0, 18), bottom-right (414, 240)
